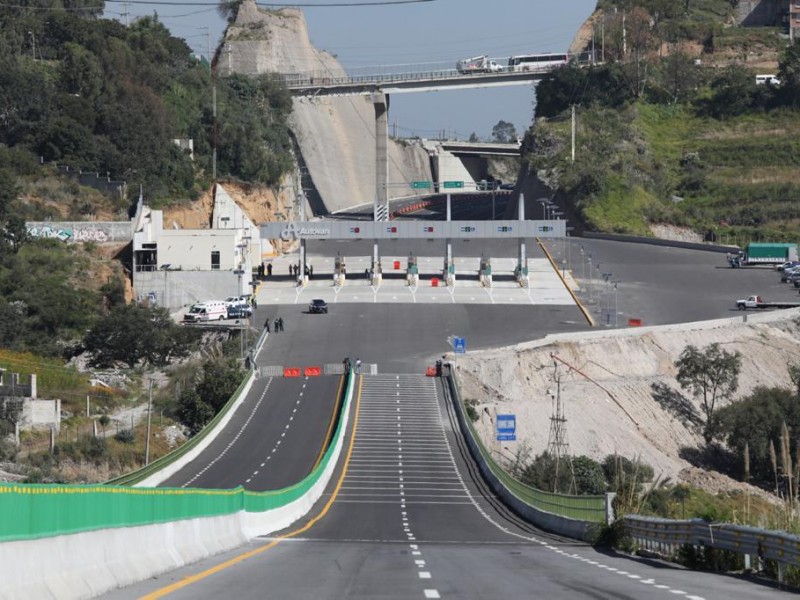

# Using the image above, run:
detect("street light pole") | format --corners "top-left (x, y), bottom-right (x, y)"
top-left (145, 380), bottom-right (153, 466)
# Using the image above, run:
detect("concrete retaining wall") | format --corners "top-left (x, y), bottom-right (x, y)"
top-left (26, 221), bottom-right (132, 243)
top-left (581, 231), bottom-right (737, 254)
top-left (446, 376), bottom-right (598, 541)
top-left (133, 270), bottom-right (243, 310)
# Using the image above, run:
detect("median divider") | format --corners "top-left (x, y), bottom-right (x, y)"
top-left (0, 369), bottom-right (357, 599)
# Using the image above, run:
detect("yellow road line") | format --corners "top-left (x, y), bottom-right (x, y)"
top-left (141, 375), bottom-right (364, 599)
top-left (311, 374), bottom-right (344, 471)
top-left (537, 237), bottom-right (595, 327)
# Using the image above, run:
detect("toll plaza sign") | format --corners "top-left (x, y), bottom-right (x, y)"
top-left (261, 220), bottom-right (565, 241)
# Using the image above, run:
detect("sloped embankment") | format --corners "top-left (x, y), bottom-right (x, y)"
top-left (458, 311), bottom-right (800, 492)
top-left (220, 2), bottom-right (431, 214)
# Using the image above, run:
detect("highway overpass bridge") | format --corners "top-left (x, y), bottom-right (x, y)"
top-left (284, 56), bottom-right (590, 222)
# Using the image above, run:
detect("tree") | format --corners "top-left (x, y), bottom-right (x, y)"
top-left (175, 358), bottom-right (243, 434)
top-left (675, 343), bottom-right (742, 444)
top-left (468, 132), bottom-right (479, 143)
top-left (717, 386), bottom-right (800, 485)
top-left (84, 303), bottom-right (199, 368)
top-left (491, 120), bottom-right (518, 143)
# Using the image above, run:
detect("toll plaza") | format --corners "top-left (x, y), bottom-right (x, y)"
top-left (258, 194), bottom-right (566, 292)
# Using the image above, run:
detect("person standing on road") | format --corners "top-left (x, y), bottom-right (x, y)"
top-left (264, 318), bottom-right (270, 332)
top-left (267, 263), bottom-right (272, 277)
top-left (355, 358), bottom-right (362, 374)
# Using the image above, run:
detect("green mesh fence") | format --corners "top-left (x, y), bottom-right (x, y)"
top-left (450, 372), bottom-right (607, 523)
top-left (0, 370), bottom-right (355, 543)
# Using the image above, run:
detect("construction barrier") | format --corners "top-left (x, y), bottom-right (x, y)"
top-left (426, 366), bottom-right (437, 377)
top-left (304, 366), bottom-right (322, 377)
top-left (628, 318), bottom-right (643, 327)
top-left (431, 277), bottom-right (439, 287)
top-left (283, 367), bottom-right (301, 377)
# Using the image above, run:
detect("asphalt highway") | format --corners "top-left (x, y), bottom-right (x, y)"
top-left (109, 374), bottom-right (794, 599)
top-left (160, 375), bottom-right (341, 491)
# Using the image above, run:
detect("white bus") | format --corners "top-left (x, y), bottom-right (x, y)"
top-left (507, 53), bottom-right (569, 72)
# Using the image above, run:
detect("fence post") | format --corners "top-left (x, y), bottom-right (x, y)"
top-left (605, 492), bottom-right (616, 524)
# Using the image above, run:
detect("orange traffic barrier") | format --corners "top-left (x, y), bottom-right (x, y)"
top-left (627, 318), bottom-right (643, 327)
top-left (426, 366), bottom-right (437, 377)
top-left (393, 260), bottom-right (401, 270)
top-left (304, 366), bottom-right (322, 376)
top-left (284, 367), bottom-right (301, 377)
top-left (431, 277), bottom-right (439, 287)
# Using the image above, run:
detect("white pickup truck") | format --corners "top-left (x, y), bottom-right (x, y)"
top-left (736, 295), bottom-right (800, 310)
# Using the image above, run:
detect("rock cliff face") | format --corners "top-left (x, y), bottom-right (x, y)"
top-left (220, 2), bottom-right (431, 214)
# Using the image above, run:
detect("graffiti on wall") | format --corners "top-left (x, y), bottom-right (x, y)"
top-left (26, 225), bottom-right (109, 243)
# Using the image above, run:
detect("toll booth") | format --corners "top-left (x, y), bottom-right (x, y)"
top-left (370, 260), bottom-right (383, 286)
top-left (407, 255), bottom-right (419, 286)
top-left (443, 259), bottom-right (456, 287)
top-left (479, 256), bottom-right (492, 287)
top-left (515, 261), bottom-right (529, 288)
top-left (334, 255), bottom-right (346, 286)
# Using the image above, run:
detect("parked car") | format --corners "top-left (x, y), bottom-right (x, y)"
top-left (781, 266), bottom-right (800, 282)
top-left (777, 261), bottom-right (800, 271)
top-left (308, 299), bottom-right (328, 314)
top-left (224, 295), bottom-right (251, 308)
top-left (226, 305), bottom-right (253, 319)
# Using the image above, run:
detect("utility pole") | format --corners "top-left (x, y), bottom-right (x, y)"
top-left (145, 380), bottom-right (153, 466)
top-left (122, 2), bottom-right (129, 26)
top-left (546, 359), bottom-right (575, 494)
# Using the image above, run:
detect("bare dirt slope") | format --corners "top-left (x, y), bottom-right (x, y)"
top-left (458, 310), bottom-right (800, 494)
top-left (221, 2), bottom-right (432, 214)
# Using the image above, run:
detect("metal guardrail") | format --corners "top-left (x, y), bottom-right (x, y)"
top-left (624, 515), bottom-right (800, 581)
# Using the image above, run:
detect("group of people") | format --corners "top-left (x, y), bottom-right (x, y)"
top-left (264, 317), bottom-right (285, 333)
top-left (257, 262), bottom-right (273, 279)
top-left (289, 264), bottom-right (313, 279)
top-left (343, 357), bottom-right (362, 374)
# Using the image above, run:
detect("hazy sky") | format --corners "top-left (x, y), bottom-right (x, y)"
top-left (108, 0), bottom-right (597, 139)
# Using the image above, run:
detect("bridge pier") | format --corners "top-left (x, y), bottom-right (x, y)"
top-left (371, 243), bottom-right (382, 285)
top-left (372, 92), bottom-right (389, 222)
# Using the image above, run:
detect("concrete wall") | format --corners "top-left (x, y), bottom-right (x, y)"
top-left (434, 151), bottom-right (475, 188)
top-left (157, 230), bottom-right (239, 271)
top-left (22, 399), bottom-right (60, 433)
top-left (134, 270), bottom-right (244, 308)
top-left (737, 0), bottom-right (784, 26)
top-left (26, 222), bottom-right (132, 243)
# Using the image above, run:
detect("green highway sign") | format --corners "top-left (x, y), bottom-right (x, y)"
top-left (411, 181), bottom-right (431, 189)
top-left (443, 181), bottom-right (464, 189)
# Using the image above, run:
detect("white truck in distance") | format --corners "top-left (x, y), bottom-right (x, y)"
top-left (456, 55), bottom-right (504, 74)
top-left (736, 295), bottom-right (800, 310)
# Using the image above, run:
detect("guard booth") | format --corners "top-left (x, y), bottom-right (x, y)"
top-left (479, 256), bottom-right (492, 287)
top-left (407, 255), bottom-right (419, 286)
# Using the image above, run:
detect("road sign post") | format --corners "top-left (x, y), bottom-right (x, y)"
top-left (496, 414), bottom-right (516, 442)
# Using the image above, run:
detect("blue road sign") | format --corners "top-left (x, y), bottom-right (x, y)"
top-left (496, 414), bottom-right (516, 441)
top-left (453, 337), bottom-right (466, 354)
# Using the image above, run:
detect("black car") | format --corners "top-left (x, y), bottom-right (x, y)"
top-left (308, 299), bottom-right (328, 314)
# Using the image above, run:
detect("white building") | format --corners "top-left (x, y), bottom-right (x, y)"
top-left (132, 184), bottom-right (264, 309)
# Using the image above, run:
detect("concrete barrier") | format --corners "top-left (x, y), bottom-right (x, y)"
top-left (0, 514), bottom-right (247, 600)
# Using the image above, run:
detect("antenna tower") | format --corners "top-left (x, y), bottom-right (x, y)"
top-left (546, 357), bottom-right (576, 494)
